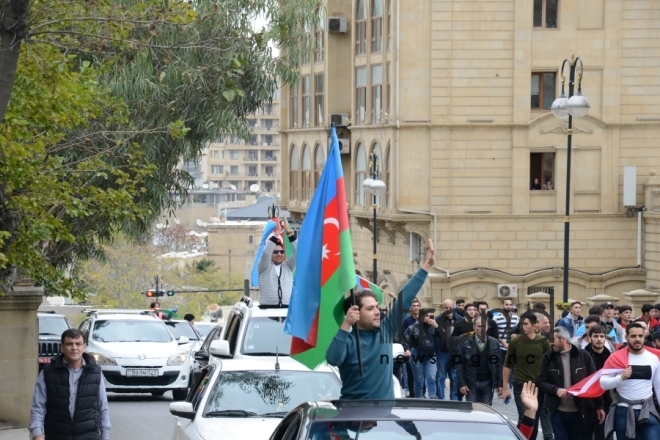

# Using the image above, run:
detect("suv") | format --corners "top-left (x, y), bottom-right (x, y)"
top-left (37, 311), bottom-right (71, 370)
top-left (79, 311), bottom-right (192, 400)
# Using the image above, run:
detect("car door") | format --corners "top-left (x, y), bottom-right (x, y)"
top-left (173, 364), bottom-right (216, 440)
top-left (270, 411), bottom-right (302, 440)
top-left (191, 327), bottom-right (221, 384)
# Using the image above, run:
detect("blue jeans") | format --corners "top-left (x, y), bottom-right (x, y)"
top-left (434, 350), bottom-right (459, 400)
top-left (550, 410), bottom-right (585, 440)
top-left (410, 349), bottom-right (437, 398)
top-left (614, 406), bottom-right (660, 440)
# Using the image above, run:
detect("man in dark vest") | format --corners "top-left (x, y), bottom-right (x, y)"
top-left (30, 328), bottom-right (111, 440)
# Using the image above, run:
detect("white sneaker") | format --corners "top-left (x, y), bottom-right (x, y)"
top-left (405, 390), bottom-right (410, 397)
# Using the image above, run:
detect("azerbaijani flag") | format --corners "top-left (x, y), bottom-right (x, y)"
top-left (356, 275), bottom-right (385, 305)
top-left (284, 126), bottom-right (356, 369)
top-left (568, 346), bottom-right (660, 398)
top-left (250, 220), bottom-right (294, 287)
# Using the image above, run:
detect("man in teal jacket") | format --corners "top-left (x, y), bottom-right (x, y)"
top-left (326, 239), bottom-right (435, 400)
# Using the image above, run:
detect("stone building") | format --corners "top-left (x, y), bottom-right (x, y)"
top-left (279, 0), bottom-right (660, 314)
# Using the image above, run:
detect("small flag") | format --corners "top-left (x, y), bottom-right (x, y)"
top-left (355, 275), bottom-right (385, 305)
top-left (250, 220), bottom-right (277, 287)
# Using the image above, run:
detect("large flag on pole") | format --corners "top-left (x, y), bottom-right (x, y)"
top-left (284, 126), bottom-right (356, 369)
top-left (568, 346), bottom-right (660, 397)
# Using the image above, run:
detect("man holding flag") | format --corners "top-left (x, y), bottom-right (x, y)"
top-left (257, 217), bottom-right (297, 307)
top-left (326, 242), bottom-right (435, 400)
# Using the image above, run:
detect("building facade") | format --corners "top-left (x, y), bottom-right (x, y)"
top-left (280, 0), bottom-right (660, 314)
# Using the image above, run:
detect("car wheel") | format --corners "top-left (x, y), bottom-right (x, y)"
top-left (172, 388), bottom-right (188, 401)
top-left (151, 391), bottom-right (166, 397)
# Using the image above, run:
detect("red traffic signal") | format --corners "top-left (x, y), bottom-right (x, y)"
top-left (144, 290), bottom-right (164, 297)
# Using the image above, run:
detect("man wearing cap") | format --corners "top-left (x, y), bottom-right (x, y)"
top-left (258, 218), bottom-right (297, 307)
top-left (599, 302), bottom-right (623, 343)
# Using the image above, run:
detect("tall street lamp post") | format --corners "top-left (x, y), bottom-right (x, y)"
top-left (551, 55), bottom-right (590, 302)
top-left (363, 147), bottom-right (387, 284)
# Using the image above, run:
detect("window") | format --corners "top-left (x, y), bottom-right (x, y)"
top-left (250, 135), bottom-right (258, 145)
top-left (355, 0), bottom-right (367, 55)
top-left (371, 0), bottom-right (383, 52)
top-left (231, 135), bottom-right (238, 144)
top-left (385, 144), bottom-right (391, 206)
top-left (265, 181), bottom-right (273, 192)
top-left (314, 143), bottom-right (325, 188)
top-left (371, 64), bottom-right (382, 124)
top-left (265, 165), bottom-right (274, 176)
top-left (265, 119), bottom-right (273, 130)
top-left (229, 180), bottom-right (239, 189)
top-left (230, 165), bottom-right (239, 175)
top-left (315, 8), bottom-right (324, 63)
top-left (264, 150), bottom-right (275, 161)
top-left (289, 145), bottom-right (299, 200)
top-left (247, 150), bottom-right (258, 160)
top-left (302, 33), bottom-right (311, 65)
top-left (302, 75), bottom-right (311, 128)
top-left (534, 0), bottom-right (558, 28)
top-left (248, 119), bottom-right (257, 128)
top-left (301, 144), bottom-right (312, 201)
top-left (212, 165), bottom-right (223, 174)
top-left (531, 72), bottom-right (556, 110)
top-left (387, 0), bottom-right (392, 50)
top-left (248, 235), bottom-right (254, 244)
top-left (212, 150), bottom-right (220, 159)
top-left (248, 165), bottom-right (257, 176)
top-left (289, 82), bottom-right (299, 128)
top-left (314, 73), bottom-right (324, 127)
top-left (530, 152), bottom-right (555, 190)
top-left (356, 67), bottom-right (367, 125)
top-left (355, 143), bottom-right (366, 205)
top-left (387, 62), bottom-right (391, 115)
top-left (230, 150), bottom-right (239, 160)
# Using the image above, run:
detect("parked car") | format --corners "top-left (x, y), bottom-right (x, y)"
top-left (169, 357), bottom-right (342, 440)
top-left (165, 319), bottom-right (203, 352)
top-left (79, 311), bottom-right (192, 400)
top-left (268, 399), bottom-right (527, 440)
top-left (190, 324), bottom-right (223, 386)
top-left (195, 322), bottom-right (221, 341)
top-left (37, 311), bottom-right (71, 370)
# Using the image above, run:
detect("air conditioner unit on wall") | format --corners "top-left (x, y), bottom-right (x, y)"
top-left (497, 284), bottom-right (518, 298)
top-left (328, 138), bottom-right (351, 154)
top-left (328, 17), bottom-right (348, 33)
top-left (329, 113), bottom-right (350, 127)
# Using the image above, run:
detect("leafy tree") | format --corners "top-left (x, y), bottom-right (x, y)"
top-left (0, 0), bottom-right (318, 294)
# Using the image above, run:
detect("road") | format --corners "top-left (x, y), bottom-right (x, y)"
top-left (108, 392), bottom-right (175, 440)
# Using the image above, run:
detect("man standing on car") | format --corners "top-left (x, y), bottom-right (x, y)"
top-left (537, 327), bottom-right (604, 440)
top-left (454, 315), bottom-right (502, 404)
top-left (326, 240), bottom-right (435, 400)
top-left (258, 218), bottom-right (297, 307)
top-left (30, 328), bottom-right (111, 440)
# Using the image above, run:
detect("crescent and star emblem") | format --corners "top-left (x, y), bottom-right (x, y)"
top-left (322, 218), bottom-right (340, 260)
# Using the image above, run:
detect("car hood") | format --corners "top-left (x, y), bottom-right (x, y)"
top-left (195, 417), bottom-right (281, 440)
top-left (89, 341), bottom-right (181, 359)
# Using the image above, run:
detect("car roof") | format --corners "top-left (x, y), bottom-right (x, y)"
top-left (233, 300), bottom-right (288, 318)
top-left (38, 312), bottom-right (66, 317)
top-left (196, 322), bottom-right (219, 326)
top-left (304, 400), bottom-right (509, 424)
top-left (92, 314), bottom-right (162, 321)
top-left (217, 357), bottom-right (337, 374)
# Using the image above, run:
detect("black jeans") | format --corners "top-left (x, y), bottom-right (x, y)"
top-left (584, 407), bottom-right (605, 440)
top-left (550, 410), bottom-right (585, 440)
top-left (466, 379), bottom-right (493, 405)
top-left (513, 382), bottom-right (543, 440)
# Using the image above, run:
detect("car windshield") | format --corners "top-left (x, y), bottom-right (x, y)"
top-left (196, 324), bottom-right (218, 339)
top-left (165, 321), bottom-right (200, 341)
top-left (92, 319), bottom-right (173, 343)
top-left (241, 316), bottom-right (292, 356)
top-left (39, 316), bottom-right (69, 336)
top-left (203, 370), bottom-right (340, 417)
top-left (308, 420), bottom-right (517, 440)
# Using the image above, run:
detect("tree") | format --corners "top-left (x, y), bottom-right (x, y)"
top-left (0, 0), bottom-right (318, 295)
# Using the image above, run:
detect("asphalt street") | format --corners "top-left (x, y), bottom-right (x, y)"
top-left (108, 392), bottom-right (175, 440)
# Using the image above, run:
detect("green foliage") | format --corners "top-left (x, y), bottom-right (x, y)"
top-left (194, 258), bottom-right (215, 272)
top-left (0, 0), bottom-right (319, 295)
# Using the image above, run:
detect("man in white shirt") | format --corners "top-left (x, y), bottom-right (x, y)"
top-left (600, 323), bottom-right (660, 440)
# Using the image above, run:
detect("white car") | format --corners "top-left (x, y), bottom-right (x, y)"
top-left (169, 357), bottom-right (342, 440)
top-left (79, 311), bottom-right (192, 400)
top-left (165, 320), bottom-right (204, 352)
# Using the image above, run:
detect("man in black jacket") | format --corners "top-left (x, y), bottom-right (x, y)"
top-left (583, 325), bottom-right (612, 440)
top-left (537, 327), bottom-right (604, 440)
top-left (454, 315), bottom-right (502, 404)
top-left (30, 328), bottom-right (111, 440)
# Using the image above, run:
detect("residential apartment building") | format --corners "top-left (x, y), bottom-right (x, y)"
top-left (280, 0), bottom-right (660, 314)
top-left (203, 90), bottom-right (282, 194)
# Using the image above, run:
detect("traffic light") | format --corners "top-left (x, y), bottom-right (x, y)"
top-left (144, 290), bottom-right (164, 297)
top-left (166, 290), bottom-right (175, 296)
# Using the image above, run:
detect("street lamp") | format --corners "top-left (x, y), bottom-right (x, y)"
top-left (550, 55), bottom-right (590, 302)
top-left (363, 147), bottom-right (387, 284)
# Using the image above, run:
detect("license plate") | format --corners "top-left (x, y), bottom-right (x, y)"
top-left (38, 357), bottom-right (51, 364)
top-left (126, 369), bottom-right (159, 377)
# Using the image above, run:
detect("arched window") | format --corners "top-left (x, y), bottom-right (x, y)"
top-left (301, 144), bottom-right (312, 200)
top-left (314, 143), bottom-right (325, 189)
top-left (355, 143), bottom-right (366, 205)
top-left (289, 145), bottom-right (299, 201)
top-left (371, 0), bottom-right (383, 52)
top-left (355, 0), bottom-right (367, 55)
top-left (385, 143), bottom-right (391, 207)
top-left (371, 142), bottom-right (383, 205)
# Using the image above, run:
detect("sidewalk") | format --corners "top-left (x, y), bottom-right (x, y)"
top-left (0, 428), bottom-right (27, 440)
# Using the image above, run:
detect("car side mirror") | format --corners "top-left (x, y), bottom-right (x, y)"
top-left (194, 350), bottom-right (209, 361)
top-left (209, 339), bottom-right (231, 357)
top-left (178, 336), bottom-right (190, 345)
top-left (169, 401), bottom-right (195, 420)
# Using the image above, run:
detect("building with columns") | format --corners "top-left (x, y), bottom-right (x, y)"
top-left (279, 0), bottom-right (660, 315)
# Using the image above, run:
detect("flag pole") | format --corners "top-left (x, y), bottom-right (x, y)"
top-left (350, 288), bottom-right (365, 377)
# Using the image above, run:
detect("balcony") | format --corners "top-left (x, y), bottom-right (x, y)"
top-left (262, 156), bottom-right (278, 162)
top-left (244, 155), bottom-right (260, 161)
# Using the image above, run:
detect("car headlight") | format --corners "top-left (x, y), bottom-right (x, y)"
top-left (167, 353), bottom-right (188, 366)
top-left (89, 353), bottom-right (117, 366)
